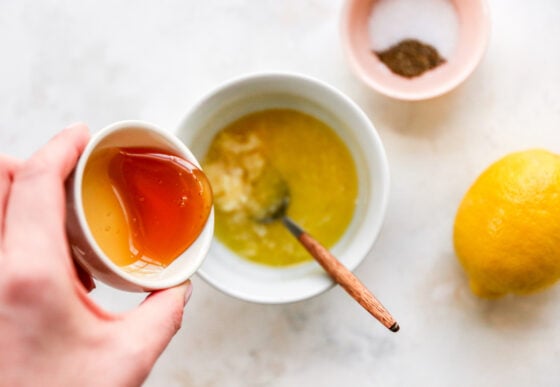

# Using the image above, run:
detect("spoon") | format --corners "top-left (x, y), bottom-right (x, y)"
top-left (253, 166), bottom-right (399, 333)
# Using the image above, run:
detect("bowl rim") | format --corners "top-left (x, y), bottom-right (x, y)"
top-left (176, 71), bottom-right (390, 303)
top-left (339, 0), bottom-right (492, 100)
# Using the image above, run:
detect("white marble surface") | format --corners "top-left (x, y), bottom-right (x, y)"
top-left (2, 1), bottom-right (560, 386)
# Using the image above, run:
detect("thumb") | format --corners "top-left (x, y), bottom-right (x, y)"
top-left (122, 281), bottom-right (193, 361)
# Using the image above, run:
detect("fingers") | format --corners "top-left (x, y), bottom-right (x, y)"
top-left (3, 124), bottom-right (90, 270)
top-left (121, 281), bottom-right (192, 365)
top-left (0, 155), bottom-right (22, 240)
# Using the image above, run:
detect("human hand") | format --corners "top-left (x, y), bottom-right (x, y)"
top-left (0, 124), bottom-right (192, 387)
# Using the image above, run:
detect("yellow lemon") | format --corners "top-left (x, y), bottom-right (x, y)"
top-left (453, 149), bottom-right (560, 298)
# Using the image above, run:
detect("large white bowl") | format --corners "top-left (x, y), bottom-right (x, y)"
top-left (177, 73), bottom-right (389, 303)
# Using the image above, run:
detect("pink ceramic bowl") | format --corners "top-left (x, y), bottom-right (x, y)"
top-left (341, 0), bottom-right (490, 100)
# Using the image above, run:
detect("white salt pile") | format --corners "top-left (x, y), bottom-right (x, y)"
top-left (368, 0), bottom-right (459, 59)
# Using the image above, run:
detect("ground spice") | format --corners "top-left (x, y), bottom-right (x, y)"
top-left (374, 38), bottom-right (446, 78)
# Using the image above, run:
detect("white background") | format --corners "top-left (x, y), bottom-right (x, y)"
top-left (1, 1), bottom-right (560, 386)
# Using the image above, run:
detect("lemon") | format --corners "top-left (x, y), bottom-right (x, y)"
top-left (453, 149), bottom-right (560, 298)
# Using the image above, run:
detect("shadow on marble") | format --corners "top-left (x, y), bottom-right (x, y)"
top-left (360, 87), bottom-right (463, 139)
top-left (427, 251), bottom-right (560, 333)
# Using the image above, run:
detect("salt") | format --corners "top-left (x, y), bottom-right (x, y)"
top-left (368, 0), bottom-right (459, 59)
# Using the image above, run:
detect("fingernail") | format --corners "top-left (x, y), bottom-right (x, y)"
top-left (66, 122), bottom-right (86, 130)
top-left (64, 122), bottom-right (90, 135)
top-left (183, 280), bottom-right (193, 306)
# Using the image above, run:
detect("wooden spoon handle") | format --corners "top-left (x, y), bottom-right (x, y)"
top-left (283, 217), bottom-right (399, 332)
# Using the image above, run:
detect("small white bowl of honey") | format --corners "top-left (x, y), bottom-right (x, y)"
top-left (66, 120), bottom-right (214, 292)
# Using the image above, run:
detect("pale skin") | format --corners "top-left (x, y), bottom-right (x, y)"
top-left (0, 123), bottom-right (192, 387)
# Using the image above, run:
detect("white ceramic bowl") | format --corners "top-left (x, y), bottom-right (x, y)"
top-left (177, 73), bottom-right (389, 303)
top-left (66, 120), bottom-right (214, 292)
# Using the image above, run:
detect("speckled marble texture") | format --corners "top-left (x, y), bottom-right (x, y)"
top-left (2, 1), bottom-right (560, 386)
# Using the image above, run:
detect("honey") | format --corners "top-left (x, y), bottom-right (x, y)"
top-left (82, 147), bottom-right (212, 275)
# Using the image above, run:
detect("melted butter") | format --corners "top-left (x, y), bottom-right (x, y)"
top-left (204, 108), bottom-right (358, 266)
